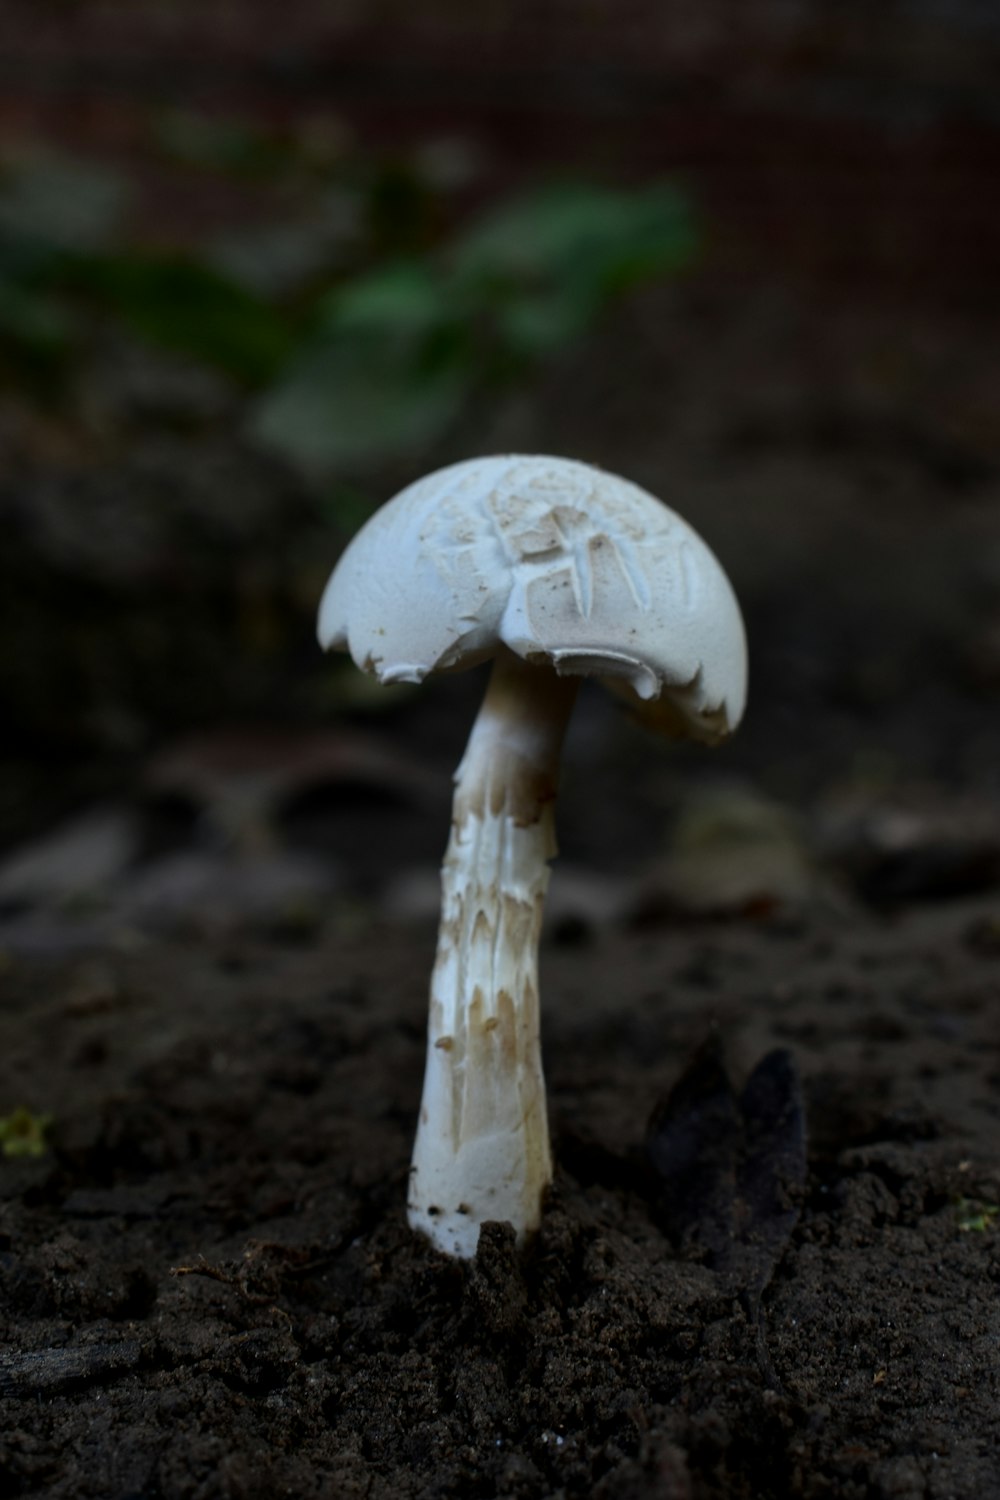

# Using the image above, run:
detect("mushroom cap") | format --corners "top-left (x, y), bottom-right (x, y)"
top-left (318, 454), bottom-right (747, 742)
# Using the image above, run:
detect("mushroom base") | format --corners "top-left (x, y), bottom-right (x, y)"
top-left (407, 650), bottom-right (578, 1258)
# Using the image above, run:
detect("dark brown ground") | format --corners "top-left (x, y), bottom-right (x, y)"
top-left (1, 878), bottom-right (999, 1499)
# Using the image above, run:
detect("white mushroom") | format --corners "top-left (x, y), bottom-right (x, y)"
top-left (318, 454), bottom-right (747, 1258)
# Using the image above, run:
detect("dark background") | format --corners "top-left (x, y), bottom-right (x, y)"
top-left (2, 0), bottom-right (1000, 899)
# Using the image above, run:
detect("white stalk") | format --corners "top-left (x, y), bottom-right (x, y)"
top-left (407, 648), bottom-right (579, 1257)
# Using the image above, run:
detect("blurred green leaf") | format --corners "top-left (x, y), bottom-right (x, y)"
top-left (366, 159), bottom-right (440, 256)
top-left (0, 277), bottom-right (75, 367)
top-left (67, 253), bottom-right (294, 381)
top-left (253, 259), bottom-right (472, 472)
top-left (0, 152), bottom-right (128, 252)
top-left (0, 153), bottom-right (126, 380)
top-left (209, 189), bottom-right (362, 297)
top-left (320, 261), bottom-right (450, 335)
top-left (449, 180), bottom-right (698, 372)
top-left (451, 181), bottom-right (698, 295)
top-left (0, 151), bottom-right (701, 475)
top-left (492, 289), bottom-right (594, 361)
top-left (153, 110), bottom-right (290, 178)
top-left (253, 180), bottom-right (700, 478)
top-left (251, 335), bottom-right (466, 474)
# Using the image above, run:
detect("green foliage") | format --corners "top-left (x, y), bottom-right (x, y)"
top-left (0, 1107), bottom-right (52, 1159)
top-left (364, 158), bottom-right (443, 257)
top-left (450, 181), bottom-right (698, 356)
top-left (0, 275), bottom-right (76, 371)
top-left (254, 338), bottom-right (468, 476)
top-left (153, 111), bottom-right (293, 179)
top-left (253, 181), bottom-right (699, 477)
top-left (0, 151), bottom-right (126, 374)
top-left (0, 147), bottom-right (292, 383)
top-left (0, 142), bottom-right (700, 485)
top-left (956, 1198), bottom-right (998, 1233)
top-left (253, 261), bottom-right (470, 472)
top-left (68, 253), bottom-right (294, 383)
top-left (0, 152), bottom-right (127, 252)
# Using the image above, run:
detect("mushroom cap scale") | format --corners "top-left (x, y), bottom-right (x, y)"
top-left (319, 454), bottom-right (747, 743)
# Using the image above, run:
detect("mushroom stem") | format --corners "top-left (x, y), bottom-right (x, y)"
top-left (408, 647), bottom-right (580, 1257)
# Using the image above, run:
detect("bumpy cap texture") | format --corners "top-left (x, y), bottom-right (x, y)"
top-left (318, 454), bottom-right (747, 741)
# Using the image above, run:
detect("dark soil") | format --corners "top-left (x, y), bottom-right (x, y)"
top-left (1, 888), bottom-right (999, 1500)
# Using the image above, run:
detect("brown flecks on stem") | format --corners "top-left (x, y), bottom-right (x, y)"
top-left (521, 977), bottom-right (540, 1036)
top-left (500, 892), bottom-right (537, 958)
top-left (496, 987), bottom-right (518, 1067)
